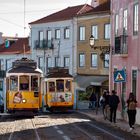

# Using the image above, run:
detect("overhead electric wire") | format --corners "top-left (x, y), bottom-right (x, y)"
top-left (0, 17), bottom-right (24, 28)
top-left (0, 8), bottom-right (60, 15)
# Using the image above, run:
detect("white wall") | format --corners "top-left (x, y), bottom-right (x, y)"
top-left (30, 19), bottom-right (77, 76)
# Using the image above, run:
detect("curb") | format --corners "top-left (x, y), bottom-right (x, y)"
top-left (76, 110), bottom-right (140, 138)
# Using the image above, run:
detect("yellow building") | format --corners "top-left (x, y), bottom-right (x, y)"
top-left (75, 0), bottom-right (110, 95)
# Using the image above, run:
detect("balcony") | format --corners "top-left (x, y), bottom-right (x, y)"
top-left (0, 70), bottom-right (6, 78)
top-left (114, 35), bottom-right (128, 56)
top-left (34, 40), bottom-right (54, 50)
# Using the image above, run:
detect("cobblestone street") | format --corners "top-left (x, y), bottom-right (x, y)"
top-left (0, 112), bottom-right (140, 140)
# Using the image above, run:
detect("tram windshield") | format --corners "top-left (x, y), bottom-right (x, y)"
top-left (49, 82), bottom-right (55, 92)
top-left (65, 80), bottom-right (71, 92)
top-left (56, 80), bottom-right (64, 92)
top-left (19, 75), bottom-right (29, 90)
top-left (31, 76), bottom-right (39, 91)
top-left (10, 76), bottom-right (18, 91)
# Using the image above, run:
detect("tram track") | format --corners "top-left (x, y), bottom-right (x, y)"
top-left (3, 116), bottom-right (41, 140)
top-left (31, 118), bottom-right (41, 140)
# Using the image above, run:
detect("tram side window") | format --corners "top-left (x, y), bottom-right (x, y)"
top-left (56, 80), bottom-right (64, 92)
top-left (10, 76), bottom-right (18, 91)
top-left (31, 76), bottom-right (38, 91)
top-left (49, 82), bottom-right (55, 92)
top-left (20, 75), bottom-right (29, 90)
top-left (65, 80), bottom-right (71, 92)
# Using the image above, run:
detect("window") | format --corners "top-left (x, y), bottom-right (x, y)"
top-left (47, 30), bottom-right (52, 41)
top-left (79, 53), bottom-right (85, 67)
top-left (104, 54), bottom-right (109, 68)
top-left (38, 57), bottom-right (43, 71)
top-left (39, 31), bottom-right (44, 47)
top-left (46, 57), bottom-right (52, 68)
top-left (64, 28), bottom-right (70, 39)
top-left (64, 57), bottom-right (70, 67)
top-left (65, 80), bottom-right (71, 92)
top-left (49, 81), bottom-right (55, 92)
top-left (31, 76), bottom-right (38, 91)
top-left (6, 59), bottom-right (12, 70)
top-left (132, 70), bottom-right (137, 96)
top-left (115, 14), bottom-right (119, 35)
top-left (123, 9), bottom-right (128, 32)
top-left (79, 26), bottom-right (85, 41)
top-left (0, 59), bottom-right (4, 70)
top-left (56, 79), bottom-right (64, 92)
top-left (133, 3), bottom-right (138, 35)
top-left (10, 76), bottom-right (18, 91)
top-left (20, 75), bottom-right (29, 90)
top-left (92, 25), bottom-right (98, 39)
top-left (91, 53), bottom-right (97, 67)
top-left (114, 68), bottom-right (117, 91)
top-left (104, 23), bottom-right (110, 39)
top-left (55, 57), bottom-right (60, 67)
top-left (0, 81), bottom-right (3, 91)
top-left (55, 29), bottom-right (60, 39)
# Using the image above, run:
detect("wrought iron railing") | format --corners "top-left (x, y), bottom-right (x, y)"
top-left (34, 40), bottom-right (54, 49)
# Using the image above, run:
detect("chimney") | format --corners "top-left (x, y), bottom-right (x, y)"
top-left (91, 0), bottom-right (108, 7)
top-left (0, 32), bottom-right (4, 45)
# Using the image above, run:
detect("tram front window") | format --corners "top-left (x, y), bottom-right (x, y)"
top-left (65, 80), bottom-right (71, 92)
top-left (10, 76), bottom-right (18, 91)
top-left (49, 82), bottom-right (55, 92)
top-left (20, 75), bottom-right (29, 90)
top-left (56, 80), bottom-right (64, 92)
top-left (31, 76), bottom-right (38, 91)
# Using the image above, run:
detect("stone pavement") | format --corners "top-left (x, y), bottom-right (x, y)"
top-left (77, 109), bottom-right (140, 137)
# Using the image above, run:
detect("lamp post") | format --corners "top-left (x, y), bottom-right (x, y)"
top-left (89, 35), bottom-right (95, 48)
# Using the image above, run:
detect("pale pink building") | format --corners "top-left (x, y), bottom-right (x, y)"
top-left (110, 0), bottom-right (140, 124)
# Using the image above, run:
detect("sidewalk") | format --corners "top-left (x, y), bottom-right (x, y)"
top-left (77, 109), bottom-right (140, 137)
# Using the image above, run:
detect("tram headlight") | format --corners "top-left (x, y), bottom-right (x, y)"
top-left (22, 99), bottom-right (26, 103)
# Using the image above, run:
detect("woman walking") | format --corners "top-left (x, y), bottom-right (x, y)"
top-left (127, 92), bottom-right (137, 131)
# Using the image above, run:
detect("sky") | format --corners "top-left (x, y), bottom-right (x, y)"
top-left (0, 0), bottom-right (91, 37)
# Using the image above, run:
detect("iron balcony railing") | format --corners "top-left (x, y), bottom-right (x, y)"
top-left (114, 35), bottom-right (128, 55)
top-left (34, 40), bottom-right (54, 50)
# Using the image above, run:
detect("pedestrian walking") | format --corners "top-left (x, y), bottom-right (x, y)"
top-left (109, 90), bottom-right (120, 123)
top-left (126, 92), bottom-right (137, 131)
top-left (89, 92), bottom-right (97, 109)
top-left (100, 91), bottom-right (106, 117)
top-left (103, 90), bottom-right (110, 120)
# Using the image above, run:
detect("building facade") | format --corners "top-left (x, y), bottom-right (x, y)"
top-left (76, 1), bottom-right (110, 95)
top-left (29, 4), bottom-right (93, 76)
top-left (110, 0), bottom-right (140, 124)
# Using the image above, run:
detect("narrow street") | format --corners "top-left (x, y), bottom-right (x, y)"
top-left (0, 112), bottom-right (139, 140)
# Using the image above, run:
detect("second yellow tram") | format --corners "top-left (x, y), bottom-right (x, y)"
top-left (43, 68), bottom-right (74, 112)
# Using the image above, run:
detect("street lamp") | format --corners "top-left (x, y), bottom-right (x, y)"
top-left (89, 35), bottom-right (95, 48)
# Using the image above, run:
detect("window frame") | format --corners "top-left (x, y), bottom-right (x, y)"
top-left (123, 9), bottom-right (128, 32)
top-left (115, 14), bottom-right (119, 35)
top-left (91, 53), bottom-right (98, 68)
top-left (55, 29), bottom-right (60, 39)
top-left (64, 57), bottom-right (70, 68)
top-left (79, 26), bottom-right (85, 41)
top-left (79, 53), bottom-right (85, 67)
top-left (104, 23), bottom-right (110, 39)
top-left (91, 25), bottom-right (98, 39)
top-left (133, 3), bottom-right (138, 35)
top-left (104, 54), bottom-right (109, 68)
top-left (64, 28), bottom-right (70, 39)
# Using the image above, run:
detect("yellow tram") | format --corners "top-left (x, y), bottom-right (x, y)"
top-left (6, 58), bottom-right (43, 113)
top-left (43, 68), bottom-right (74, 112)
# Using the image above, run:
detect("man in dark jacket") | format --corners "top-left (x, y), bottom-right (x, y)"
top-left (89, 92), bottom-right (97, 109)
top-left (109, 90), bottom-right (120, 123)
